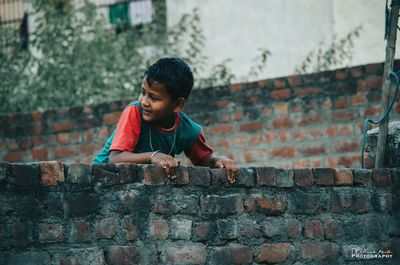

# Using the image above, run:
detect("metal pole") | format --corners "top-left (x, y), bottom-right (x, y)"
top-left (375, 0), bottom-right (400, 168)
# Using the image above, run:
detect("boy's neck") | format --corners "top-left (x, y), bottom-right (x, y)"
top-left (155, 113), bottom-right (176, 130)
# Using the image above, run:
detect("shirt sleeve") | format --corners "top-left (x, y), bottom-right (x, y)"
top-left (184, 130), bottom-right (214, 166)
top-left (109, 105), bottom-right (141, 152)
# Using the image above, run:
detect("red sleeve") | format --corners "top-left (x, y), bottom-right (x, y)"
top-left (109, 105), bottom-right (141, 152)
top-left (184, 131), bottom-right (214, 166)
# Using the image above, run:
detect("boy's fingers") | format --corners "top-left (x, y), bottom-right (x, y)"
top-left (215, 161), bottom-right (224, 168)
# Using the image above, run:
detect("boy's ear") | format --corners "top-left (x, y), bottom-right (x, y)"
top-left (174, 97), bottom-right (185, 113)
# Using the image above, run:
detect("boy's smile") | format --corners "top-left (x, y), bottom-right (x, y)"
top-left (138, 79), bottom-right (180, 129)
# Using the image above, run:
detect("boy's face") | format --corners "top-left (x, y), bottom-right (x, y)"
top-left (138, 79), bottom-right (182, 128)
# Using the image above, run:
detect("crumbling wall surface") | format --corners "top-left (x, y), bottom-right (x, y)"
top-left (0, 162), bottom-right (398, 264)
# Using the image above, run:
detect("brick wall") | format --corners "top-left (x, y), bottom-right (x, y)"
top-left (0, 163), bottom-right (398, 264)
top-left (1, 62), bottom-right (400, 167)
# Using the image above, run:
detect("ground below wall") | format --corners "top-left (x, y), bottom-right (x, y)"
top-left (0, 162), bottom-right (399, 265)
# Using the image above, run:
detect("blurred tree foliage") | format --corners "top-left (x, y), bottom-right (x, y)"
top-left (0, 0), bottom-right (271, 114)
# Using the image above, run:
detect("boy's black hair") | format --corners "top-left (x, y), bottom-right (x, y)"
top-left (145, 57), bottom-right (194, 100)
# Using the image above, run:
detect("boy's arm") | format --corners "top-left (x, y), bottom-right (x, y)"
top-left (200, 154), bottom-right (239, 184)
top-left (109, 150), bottom-right (180, 179)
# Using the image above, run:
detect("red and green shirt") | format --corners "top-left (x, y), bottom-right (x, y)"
top-left (93, 101), bottom-right (213, 165)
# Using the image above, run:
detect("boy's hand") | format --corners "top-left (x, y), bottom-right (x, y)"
top-left (151, 152), bottom-right (180, 179)
top-left (215, 158), bottom-right (239, 184)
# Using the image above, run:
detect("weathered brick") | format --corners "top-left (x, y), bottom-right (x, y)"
top-left (313, 168), bottom-right (335, 185)
top-left (9, 163), bottom-right (40, 190)
top-left (65, 163), bottom-right (92, 184)
top-left (239, 121), bottom-right (263, 132)
top-left (270, 89), bottom-right (291, 100)
top-left (353, 169), bottom-right (372, 186)
top-left (371, 192), bottom-right (393, 212)
top-left (324, 219), bottom-right (343, 239)
top-left (7, 251), bottom-right (51, 265)
top-left (139, 164), bottom-right (166, 185)
top-left (287, 218), bottom-right (302, 237)
top-left (238, 218), bottom-right (262, 239)
top-left (150, 219), bottom-right (168, 239)
top-left (211, 245), bottom-right (253, 265)
top-left (364, 217), bottom-right (382, 240)
top-left (301, 242), bottom-right (339, 261)
top-left (294, 168), bottom-right (314, 186)
top-left (276, 169), bottom-right (294, 187)
top-left (95, 218), bottom-right (116, 239)
top-left (298, 113), bottom-right (323, 126)
top-left (162, 244), bottom-right (206, 264)
top-left (103, 112), bottom-right (121, 125)
top-left (334, 168), bottom-right (353, 185)
top-left (236, 168), bottom-right (254, 187)
top-left (53, 121), bottom-right (73, 132)
top-left (92, 164), bottom-right (119, 187)
top-left (154, 195), bottom-right (198, 215)
top-left (217, 219), bottom-right (238, 239)
top-left (270, 146), bottom-right (295, 158)
top-left (262, 218), bottom-right (285, 238)
top-left (288, 192), bottom-right (323, 214)
top-left (11, 221), bottom-right (33, 247)
top-left (201, 194), bottom-right (243, 215)
top-left (69, 220), bottom-right (89, 243)
top-left (210, 124), bottom-right (234, 135)
top-left (174, 166), bottom-right (189, 185)
top-left (170, 218), bottom-right (192, 240)
top-left (304, 220), bottom-right (324, 239)
top-left (271, 117), bottom-right (293, 129)
top-left (122, 216), bottom-right (139, 241)
top-left (189, 167), bottom-right (210, 186)
top-left (39, 223), bottom-right (64, 243)
top-left (54, 146), bottom-right (78, 158)
top-left (40, 161), bottom-right (65, 186)
top-left (256, 195), bottom-right (287, 215)
top-left (331, 191), bottom-right (369, 214)
top-left (31, 148), bottom-right (48, 161)
top-left (105, 245), bottom-right (140, 265)
top-left (372, 169), bottom-right (391, 186)
top-left (257, 243), bottom-right (294, 264)
top-left (66, 193), bottom-right (100, 217)
top-left (16, 194), bottom-right (44, 215)
top-left (192, 222), bottom-right (217, 242)
top-left (255, 167), bottom-right (276, 186)
top-left (3, 151), bottom-right (25, 162)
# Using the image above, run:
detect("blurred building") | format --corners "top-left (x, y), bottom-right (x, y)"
top-left (0, 0), bottom-right (396, 80)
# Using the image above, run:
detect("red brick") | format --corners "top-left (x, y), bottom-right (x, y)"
top-left (69, 220), bottom-right (89, 243)
top-left (53, 121), bottom-right (73, 132)
top-left (256, 196), bottom-right (287, 215)
top-left (293, 159), bottom-right (309, 168)
top-left (309, 129), bottom-right (321, 139)
top-left (163, 244), bottom-right (206, 264)
top-left (301, 242), bottom-right (339, 261)
top-left (230, 83), bottom-right (242, 92)
top-left (295, 87), bottom-right (321, 97)
top-left (239, 121), bottom-right (263, 132)
top-left (105, 246), bottom-right (140, 265)
top-left (210, 124), bottom-right (234, 135)
top-left (40, 161), bottom-right (65, 186)
top-left (287, 219), bottom-right (301, 237)
top-left (331, 110), bottom-right (354, 121)
top-left (19, 138), bottom-right (33, 149)
top-left (255, 167), bottom-right (276, 186)
top-left (57, 133), bottom-right (70, 144)
top-left (288, 75), bottom-right (301, 86)
top-left (338, 155), bottom-right (358, 168)
top-left (263, 106), bottom-right (273, 116)
top-left (258, 79), bottom-right (268, 87)
top-left (274, 79), bottom-right (286, 88)
top-left (363, 106), bottom-right (380, 117)
top-left (271, 146), bottom-right (295, 158)
top-left (352, 94), bottom-right (367, 105)
top-left (304, 220), bottom-right (324, 239)
top-left (335, 69), bottom-right (348, 80)
top-left (298, 145), bottom-right (325, 156)
top-left (313, 168), bottom-right (334, 186)
top-left (193, 222), bottom-right (216, 241)
top-left (324, 219), bottom-right (343, 239)
top-left (272, 117), bottom-right (293, 129)
top-left (270, 89), bottom-right (291, 100)
top-left (248, 135), bottom-right (262, 146)
top-left (54, 146), bottom-right (78, 158)
top-left (32, 139), bottom-right (54, 154)
top-left (372, 169), bottom-right (391, 186)
top-left (278, 131), bottom-right (288, 141)
top-left (357, 76), bottom-right (383, 90)
top-left (3, 151), bottom-right (25, 162)
top-left (334, 141), bottom-right (360, 153)
top-left (263, 132), bottom-right (275, 143)
top-left (334, 169), bottom-right (353, 185)
top-left (219, 139), bottom-right (230, 148)
top-left (231, 109), bottom-right (243, 120)
top-left (103, 112), bottom-right (121, 125)
top-left (325, 126), bottom-right (336, 137)
top-left (275, 103), bottom-right (289, 115)
top-left (39, 223), bottom-right (64, 243)
top-left (232, 136), bottom-right (247, 146)
top-left (351, 67), bottom-right (362, 77)
top-left (80, 144), bottom-right (97, 155)
top-left (257, 243), bottom-right (294, 264)
top-left (294, 168), bottom-right (314, 186)
top-left (95, 218), bottom-right (117, 239)
top-left (322, 99), bottom-right (333, 108)
top-left (217, 99), bottom-right (231, 108)
top-left (150, 219), bottom-right (168, 239)
top-left (242, 150), bottom-right (267, 163)
top-left (98, 127), bottom-right (109, 138)
top-left (365, 63), bottom-right (383, 74)
top-left (212, 245), bottom-right (252, 264)
top-left (337, 124), bottom-right (353, 136)
top-left (334, 97), bottom-right (349, 109)
top-left (291, 130), bottom-right (306, 141)
top-left (331, 191), bottom-right (368, 213)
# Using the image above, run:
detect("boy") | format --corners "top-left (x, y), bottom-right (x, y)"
top-left (93, 57), bottom-right (239, 183)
